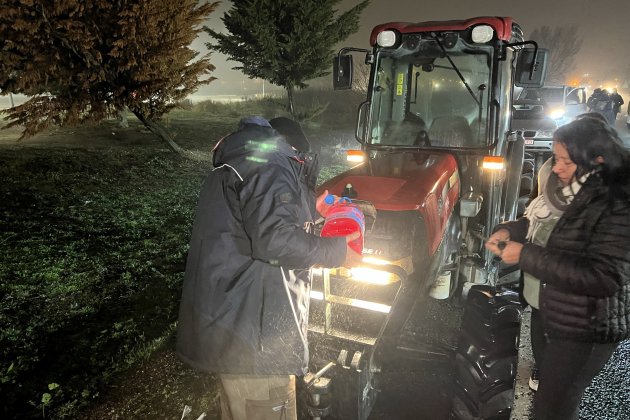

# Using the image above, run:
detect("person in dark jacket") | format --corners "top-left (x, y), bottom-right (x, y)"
top-left (586, 88), bottom-right (615, 125)
top-left (485, 117), bottom-right (630, 420)
top-left (610, 88), bottom-right (624, 122)
top-left (176, 116), bottom-right (359, 420)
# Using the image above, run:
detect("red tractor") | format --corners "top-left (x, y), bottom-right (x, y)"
top-left (302, 17), bottom-right (548, 420)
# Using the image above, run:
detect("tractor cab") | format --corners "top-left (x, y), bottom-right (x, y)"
top-left (366, 28), bottom-right (494, 150)
top-left (303, 17), bottom-right (547, 420)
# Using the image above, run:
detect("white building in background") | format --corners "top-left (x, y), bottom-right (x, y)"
top-left (0, 92), bottom-right (280, 109)
top-left (0, 94), bottom-right (27, 110)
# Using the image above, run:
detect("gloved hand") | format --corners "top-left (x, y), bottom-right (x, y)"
top-left (316, 189), bottom-right (339, 217)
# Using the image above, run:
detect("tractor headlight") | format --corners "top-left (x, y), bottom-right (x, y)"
top-left (349, 267), bottom-right (398, 285)
top-left (349, 257), bottom-right (400, 285)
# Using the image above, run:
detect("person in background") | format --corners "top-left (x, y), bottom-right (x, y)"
top-left (486, 116), bottom-right (630, 419)
top-left (176, 116), bottom-right (361, 420)
top-left (586, 88), bottom-right (615, 125)
top-left (610, 88), bottom-right (624, 122)
top-left (586, 88), bottom-right (602, 112)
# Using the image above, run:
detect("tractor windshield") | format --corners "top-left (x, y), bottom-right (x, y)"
top-left (368, 37), bottom-right (493, 149)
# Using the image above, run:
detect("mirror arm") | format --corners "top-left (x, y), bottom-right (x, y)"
top-left (337, 47), bottom-right (371, 57)
top-left (337, 47), bottom-right (372, 66)
top-left (506, 40), bottom-right (539, 81)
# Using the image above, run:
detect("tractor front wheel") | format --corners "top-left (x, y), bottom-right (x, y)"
top-left (450, 285), bottom-right (522, 420)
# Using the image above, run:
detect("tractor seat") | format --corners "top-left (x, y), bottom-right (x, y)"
top-left (429, 116), bottom-right (473, 147)
top-left (383, 118), bottom-right (429, 146)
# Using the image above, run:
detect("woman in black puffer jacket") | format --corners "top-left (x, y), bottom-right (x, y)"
top-left (486, 117), bottom-right (630, 420)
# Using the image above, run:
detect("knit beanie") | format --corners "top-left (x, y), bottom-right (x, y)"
top-left (269, 117), bottom-right (311, 152)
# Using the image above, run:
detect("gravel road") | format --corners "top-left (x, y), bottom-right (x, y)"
top-left (512, 308), bottom-right (630, 420)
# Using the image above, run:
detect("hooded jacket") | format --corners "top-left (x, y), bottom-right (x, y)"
top-left (498, 173), bottom-right (630, 343)
top-left (176, 121), bottom-right (346, 375)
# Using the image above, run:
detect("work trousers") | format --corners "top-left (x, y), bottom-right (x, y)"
top-left (218, 373), bottom-right (297, 420)
top-left (530, 311), bottom-right (618, 420)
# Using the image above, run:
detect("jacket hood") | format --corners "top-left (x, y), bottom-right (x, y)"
top-left (213, 123), bottom-right (298, 178)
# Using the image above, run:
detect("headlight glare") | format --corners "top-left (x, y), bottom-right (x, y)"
top-left (350, 267), bottom-right (398, 285)
top-left (549, 108), bottom-right (565, 120)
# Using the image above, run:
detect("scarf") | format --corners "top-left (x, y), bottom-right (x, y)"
top-left (524, 171), bottom-right (591, 241)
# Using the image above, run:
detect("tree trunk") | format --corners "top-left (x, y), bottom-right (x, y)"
top-left (117, 107), bottom-right (129, 128)
top-left (130, 109), bottom-right (185, 155)
top-left (286, 86), bottom-right (296, 120)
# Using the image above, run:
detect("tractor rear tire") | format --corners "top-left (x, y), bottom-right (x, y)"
top-left (450, 285), bottom-right (522, 420)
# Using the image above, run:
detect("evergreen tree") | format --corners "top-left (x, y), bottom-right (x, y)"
top-left (206, 0), bottom-right (369, 118)
top-left (0, 0), bottom-right (219, 154)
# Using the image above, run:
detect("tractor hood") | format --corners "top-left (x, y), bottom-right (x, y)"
top-left (319, 151), bottom-right (460, 212)
top-left (319, 150), bottom-right (461, 257)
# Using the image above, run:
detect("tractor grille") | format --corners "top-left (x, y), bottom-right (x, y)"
top-left (309, 210), bottom-right (419, 344)
top-left (309, 267), bottom-right (403, 344)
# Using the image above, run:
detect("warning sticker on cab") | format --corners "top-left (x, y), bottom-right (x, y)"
top-left (396, 73), bottom-right (404, 96)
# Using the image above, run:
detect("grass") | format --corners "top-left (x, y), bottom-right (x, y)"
top-left (0, 95), bottom-right (354, 419)
top-left (0, 147), bottom-right (210, 418)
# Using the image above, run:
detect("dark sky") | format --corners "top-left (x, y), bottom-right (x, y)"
top-left (195, 0), bottom-right (629, 97)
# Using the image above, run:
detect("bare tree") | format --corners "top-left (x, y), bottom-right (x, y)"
top-left (529, 26), bottom-right (583, 85)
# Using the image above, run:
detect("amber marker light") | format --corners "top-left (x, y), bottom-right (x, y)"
top-left (346, 150), bottom-right (366, 163)
top-left (482, 156), bottom-right (505, 171)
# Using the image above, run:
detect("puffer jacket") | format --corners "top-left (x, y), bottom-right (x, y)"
top-left (499, 174), bottom-right (630, 343)
top-left (176, 122), bottom-right (346, 375)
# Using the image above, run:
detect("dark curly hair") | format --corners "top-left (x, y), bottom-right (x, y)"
top-left (553, 117), bottom-right (630, 193)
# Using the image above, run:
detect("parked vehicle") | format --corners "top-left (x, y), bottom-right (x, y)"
top-left (301, 16), bottom-right (548, 420)
top-left (512, 85), bottom-right (587, 171)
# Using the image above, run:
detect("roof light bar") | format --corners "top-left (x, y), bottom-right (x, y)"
top-left (471, 25), bottom-right (494, 43)
top-left (376, 30), bottom-right (397, 47)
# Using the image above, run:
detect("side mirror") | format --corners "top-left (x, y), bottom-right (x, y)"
top-left (515, 48), bottom-right (548, 88)
top-left (333, 55), bottom-right (353, 90)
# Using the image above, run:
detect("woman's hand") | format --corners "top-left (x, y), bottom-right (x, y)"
top-left (499, 241), bottom-right (523, 265)
top-left (484, 229), bottom-right (522, 265)
top-left (486, 228), bottom-right (510, 245)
